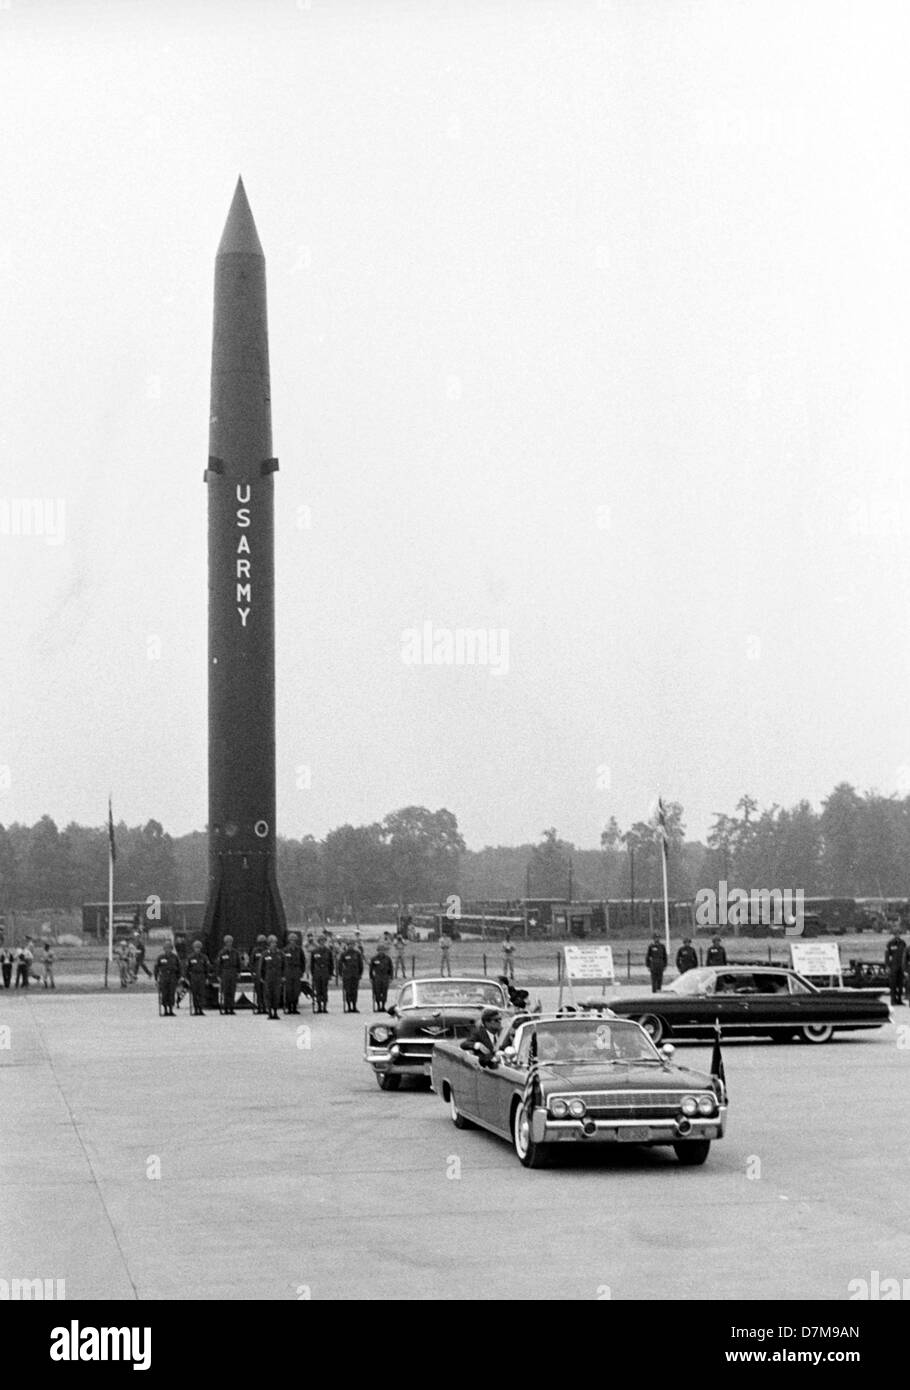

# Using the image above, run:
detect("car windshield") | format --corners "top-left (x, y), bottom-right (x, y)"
top-left (531, 1020), bottom-right (660, 1064)
top-left (410, 981), bottom-right (505, 1008)
top-left (666, 968), bottom-right (716, 996)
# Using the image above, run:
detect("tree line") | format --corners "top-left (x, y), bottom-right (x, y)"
top-left (1, 783), bottom-right (906, 918)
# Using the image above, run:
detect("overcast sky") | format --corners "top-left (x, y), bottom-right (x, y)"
top-left (1, 0), bottom-right (908, 849)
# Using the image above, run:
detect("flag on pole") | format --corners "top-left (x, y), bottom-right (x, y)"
top-left (657, 796), bottom-right (671, 957)
top-left (107, 796), bottom-right (116, 862)
top-left (656, 797), bottom-right (670, 858)
top-left (710, 1018), bottom-right (726, 1099)
top-left (521, 1028), bottom-right (542, 1114)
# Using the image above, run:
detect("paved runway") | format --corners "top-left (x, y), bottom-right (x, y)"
top-left (1, 986), bottom-right (907, 1300)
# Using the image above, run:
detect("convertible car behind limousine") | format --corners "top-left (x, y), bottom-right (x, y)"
top-left (431, 1012), bottom-right (726, 1168)
top-left (605, 966), bottom-right (891, 1045)
top-left (364, 977), bottom-right (511, 1089)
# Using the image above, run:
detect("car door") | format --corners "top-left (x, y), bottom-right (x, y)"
top-left (744, 970), bottom-right (802, 1032)
top-left (470, 1023), bottom-right (523, 1136)
top-left (711, 972), bottom-right (759, 1034)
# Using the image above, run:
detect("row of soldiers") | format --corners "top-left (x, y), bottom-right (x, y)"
top-left (153, 933), bottom-right (397, 1017)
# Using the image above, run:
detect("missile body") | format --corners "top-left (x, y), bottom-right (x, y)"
top-left (203, 179), bottom-right (287, 954)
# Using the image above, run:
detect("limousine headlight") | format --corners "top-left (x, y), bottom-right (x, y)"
top-left (568, 1099), bottom-right (587, 1119)
top-left (371, 1026), bottom-right (392, 1044)
top-left (680, 1096), bottom-right (699, 1117)
top-left (551, 1099), bottom-right (569, 1118)
top-left (696, 1094), bottom-right (717, 1116)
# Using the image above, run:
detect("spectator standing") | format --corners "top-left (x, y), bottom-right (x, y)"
top-left (645, 933), bottom-right (668, 992)
top-left (15, 944), bottom-right (33, 989)
top-left (884, 930), bottom-right (907, 1007)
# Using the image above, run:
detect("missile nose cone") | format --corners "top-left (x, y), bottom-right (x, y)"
top-left (217, 176), bottom-right (264, 257)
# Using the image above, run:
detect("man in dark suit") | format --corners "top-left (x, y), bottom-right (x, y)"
top-left (676, 937), bottom-right (699, 975)
top-left (645, 933), bottom-right (668, 992)
top-left (217, 935), bottom-right (241, 1014)
top-left (459, 1008), bottom-right (503, 1068)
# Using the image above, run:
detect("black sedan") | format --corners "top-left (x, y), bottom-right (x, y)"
top-left (604, 966), bottom-right (890, 1045)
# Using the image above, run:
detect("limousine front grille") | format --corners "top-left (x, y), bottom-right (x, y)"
top-left (551, 1090), bottom-right (713, 1120)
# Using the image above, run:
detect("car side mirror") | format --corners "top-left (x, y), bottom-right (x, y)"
top-left (660, 1043), bottom-right (675, 1060)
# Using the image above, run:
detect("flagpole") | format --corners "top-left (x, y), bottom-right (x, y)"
top-left (107, 795), bottom-right (115, 964)
top-left (660, 838), bottom-right (671, 958)
top-left (108, 837), bottom-right (114, 963)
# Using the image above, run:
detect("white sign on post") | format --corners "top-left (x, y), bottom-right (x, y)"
top-left (790, 941), bottom-right (842, 985)
top-left (559, 944), bottom-right (615, 1008)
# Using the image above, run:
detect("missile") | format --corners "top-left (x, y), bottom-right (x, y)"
top-left (202, 178), bottom-right (287, 954)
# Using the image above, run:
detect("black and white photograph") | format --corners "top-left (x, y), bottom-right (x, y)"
top-left (1, 0), bottom-right (908, 1351)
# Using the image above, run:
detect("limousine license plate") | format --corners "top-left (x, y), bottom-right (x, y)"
top-left (618, 1127), bottom-right (651, 1143)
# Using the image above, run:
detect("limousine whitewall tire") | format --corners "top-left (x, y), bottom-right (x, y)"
top-left (376, 1072), bottom-right (401, 1090)
top-left (801, 1023), bottom-right (834, 1044)
top-left (512, 1101), bottom-right (549, 1168)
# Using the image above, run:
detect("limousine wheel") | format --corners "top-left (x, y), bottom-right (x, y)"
top-left (376, 1072), bottom-right (401, 1090)
top-left (512, 1102), bottom-right (549, 1168)
top-left (674, 1140), bottom-right (710, 1166)
top-left (636, 1014), bottom-right (665, 1045)
top-left (801, 1023), bottom-right (834, 1044)
top-left (449, 1089), bottom-right (472, 1129)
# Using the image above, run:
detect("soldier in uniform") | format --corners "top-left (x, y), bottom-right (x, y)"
top-left (259, 935), bottom-right (285, 1020)
top-left (676, 937), bottom-right (699, 975)
top-left (249, 934), bottom-right (268, 1015)
top-left (217, 935), bottom-right (241, 1014)
top-left (185, 939), bottom-right (211, 1016)
top-left (884, 930), bottom-right (907, 1006)
top-left (369, 944), bottom-right (394, 1011)
top-left (154, 941), bottom-right (181, 1017)
top-left (310, 935), bottom-right (334, 1014)
top-left (705, 934), bottom-right (727, 966)
top-left (282, 932), bottom-right (306, 1014)
top-left (338, 939), bottom-right (364, 1012)
top-left (645, 933), bottom-right (668, 992)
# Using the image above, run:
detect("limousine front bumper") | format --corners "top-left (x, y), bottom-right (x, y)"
top-left (530, 1110), bottom-right (727, 1145)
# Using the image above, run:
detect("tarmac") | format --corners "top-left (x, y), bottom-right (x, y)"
top-left (1, 982), bottom-right (908, 1300)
